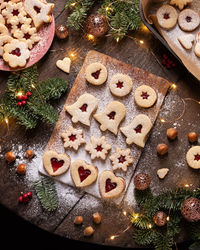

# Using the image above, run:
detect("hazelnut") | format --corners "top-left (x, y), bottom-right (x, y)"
top-left (16, 163), bottom-right (27, 175)
top-left (188, 132), bottom-right (198, 143)
top-left (25, 149), bottom-right (34, 159)
top-left (167, 128), bottom-right (178, 140)
top-left (5, 151), bottom-right (16, 162)
top-left (74, 216), bottom-right (83, 225)
top-left (157, 144), bottom-right (168, 155)
top-left (55, 25), bottom-right (69, 39)
top-left (84, 226), bottom-right (94, 237)
top-left (92, 212), bottom-right (101, 224)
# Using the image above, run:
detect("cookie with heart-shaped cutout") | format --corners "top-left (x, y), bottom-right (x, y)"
top-left (98, 170), bottom-right (125, 199)
top-left (43, 150), bottom-right (70, 176)
top-left (120, 114), bottom-right (152, 148)
top-left (65, 93), bottom-right (98, 126)
top-left (186, 146), bottom-right (200, 169)
top-left (178, 34), bottom-right (194, 50)
top-left (56, 57), bottom-right (71, 73)
top-left (85, 62), bottom-right (108, 85)
top-left (70, 159), bottom-right (98, 187)
top-left (94, 101), bottom-right (126, 135)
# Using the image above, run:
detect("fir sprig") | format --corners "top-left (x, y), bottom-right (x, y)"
top-left (34, 177), bottom-right (58, 212)
top-left (0, 65), bottom-right (68, 129)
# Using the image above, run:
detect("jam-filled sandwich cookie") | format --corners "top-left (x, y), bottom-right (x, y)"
top-left (65, 93), bottom-right (98, 126)
top-left (0, 35), bottom-right (12, 56)
top-left (98, 170), bottom-right (125, 199)
top-left (8, 14), bottom-right (32, 36)
top-left (186, 146), bottom-right (200, 169)
top-left (178, 34), bottom-right (195, 50)
top-left (61, 126), bottom-right (86, 151)
top-left (0, 14), bottom-right (5, 25)
top-left (170, 0), bottom-right (193, 10)
top-left (120, 114), bottom-right (152, 148)
top-left (94, 101), bottom-right (126, 135)
top-left (85, 136), bottom-right (111, 160)
top-left (85, 62), bottom-right (108, 85)
top-left (109, 147), bottom-right (133, 172)
top-left (3, 39), bottom-right (30, 68)
top-left (178, 9), bottom-right (200, 31)
top-left (24, 0), bottom-right (54, 29)
top-left (156, 5), bottom-right (178, 30)
top-left (2, 2), bottom-right (26, 19)
top-left (43, 150), bottom-right (70, 176)
top-left (70, 159), bottom-right (98, 187)
top-left (109, 73), bottom-right (133, 97)
top-left (0, 23), bottom-right (9, 36)
top-left (134, 85), bottom-right (157, 108)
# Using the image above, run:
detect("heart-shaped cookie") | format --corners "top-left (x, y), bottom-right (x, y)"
top-left (178, 34), bottom-right (194, 50)
top-left (70, 159), bottom-right (98, 187)
top-left (56, 57), bottom-right (71, 73)
top-left (43, 150), bottom-right (70, 176)
top-left (98, 170), bottom-right (125, 199)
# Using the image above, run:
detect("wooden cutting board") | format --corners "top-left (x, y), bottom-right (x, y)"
top-left (39, 50), bottom-right (170, 204)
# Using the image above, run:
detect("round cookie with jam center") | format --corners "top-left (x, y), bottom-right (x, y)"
top-left (109, 73), bottom-right (133, 97)
top-left (178, 9), bottom-right (200, 31)
top-left (134, 85), bottom-right (157, 108)
top-left (85, 62), bottom-right (108, 85)
top-left (186, 146), bottom-right (200, 169)
top-left (156, 4), bottom-right (178, 30)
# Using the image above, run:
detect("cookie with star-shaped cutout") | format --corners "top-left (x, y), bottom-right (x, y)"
top-left (109, 147), bottom-right (133, 172)
top-left (134, 85), bottom-right (157, 108)
top-left (61, 126), bottom-right (86, 151)
top-left (85, 136), bottom-right (112, 160)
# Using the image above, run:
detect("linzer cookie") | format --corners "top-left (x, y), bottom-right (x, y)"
top-left (0, 24), bottom-right (8, 36)
top-left (65, 93), bottom-right (98, 126)
top-left (178, 9), bottom-right (200, 31)
top-left (156, 5), bottom-right (178, 30)
top-left (0, 35), bottom-right (12, 56)
top-left (110, 147), bottom-right (133, 172)
top-left (70, 159), bottom-right (98, 187)
top-left (24, 0), bottom-right (54, 29)
top-left (120, 114), bottom-right (152, 148)
top-left (85, 62), bottom-right (108, 85)
top-left (186, 146), bottom-right (200, 169)
top-left (94, 101), bottom-right (126, 135)
top-left (43, 150), bottom-right (70, 176)
top-left (134, 85), bottom-right (157, 108)
top-left (109, 73), bottom-right (133, 97)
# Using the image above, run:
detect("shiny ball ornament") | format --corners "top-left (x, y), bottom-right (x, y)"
top-left (55, 25), bottom-right (69, 39)
top-left (85, 14), bottom-right (109, 38)
top-left (181, 197), bottom-right (200, 222)
top-left (134, 173), bottom-right (151, 190)
top-left (153, 211), bottom-right (167, 227)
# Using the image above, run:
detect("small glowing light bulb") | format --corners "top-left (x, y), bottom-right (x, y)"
top-left (171, 83), bottom-right (177, 90)
top-left (185, 184), bottom-right (189, 188)
top-left (87, 34), bottom-right (95, 41)
top-left (4, 117), bottom-right (9, 124)
top-left (123, 211), bottom-right (127, 216)
top-left (160, 118), bottom-right (165, 123)
top-left (148, 224), bottom-right (152, 229)
top-left (31, 84), bottom-right (36, 89)
top-left (139, 40), bottom-right (144, 44)
top-left (71, 2), bottom-right (76, 6)
top-left (110, 235), bottom-right (115, 240)
top-left (116, 37), bottom-right (120, 43)
top-left (17, 91), bottom-right (23, 96)
top-left (166, 216), bottom-right (170, 221)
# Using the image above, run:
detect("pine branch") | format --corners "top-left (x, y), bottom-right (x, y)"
top-left (34, 177), bottom-right (58, 212)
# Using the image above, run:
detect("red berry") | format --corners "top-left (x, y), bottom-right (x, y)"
top-left (172, 63), bottom-right (176, 67)
top-left (162, 59), bottom-right (166, 65)
top-left (22, 100), bottom-right (26, 105)
top-left (26, 91), bottom-right (32, 97)
top-left (163, 54), bottom-right (168, 59)
top-left (17, 101), bottom-right (22, 106)
top-left (166, 64), bottom-right (171, 69)
top-left (23, 95), bottom-right (28, 100)
top-left (27, 192), bottom-right (32, 199)
top-left (22, 193), bottom-right (29, 203)
top-left (17, 95), bottom-right (23, 101)
top-left (18, 196), bottom-right (23, 203)
top-left (167, 59), bottom-right (173, 64)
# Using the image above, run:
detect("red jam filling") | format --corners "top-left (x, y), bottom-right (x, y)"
top-left (34, 6), bottom-right (41, 13)
top-left (116, 81), bottom-right (123, 89)
top-left (105, 178), bottom-right (117, 193)
top-left (118, 155), bottom-right (126, 163)
top-left (163, 13), bottom-right (170, 19)
top-left (80, 104), bottom-right (88, 112)
top-left (6, 23), bottom-right (12, 30)
top-left (17, 23), bottom-right (22, 29)
top-left (12, 9), bottom-right (19, 16)
top-left (95, 145), bottom-right (103, 152)
top-left (107, 111), bottom-right (116, 120)
top-left (141, 92), bottom-right (149, 99)
top-left (78, 166), bottom-right (91, 182)
top-left (51, 158), bottom-right (64, 172)
top-left (68, 134), bottom-right (76, 141)
top-left (186, 16), bottom-right (192, 23)
top-left (134, 124), bottom-right (142, 134)
top-left (11, 48), bottom-right (21, 57)
top-left (194, 154), bottom-right (200, 161)
top-left (91, 69), bottom-right (101, 79)
top-left (24, 33), bottom-right (31, 40)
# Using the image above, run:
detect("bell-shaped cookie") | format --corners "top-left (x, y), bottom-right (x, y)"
top-left (94, 101), bottom-right (126, 135)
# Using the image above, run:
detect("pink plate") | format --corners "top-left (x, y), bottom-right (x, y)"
top-left (0, 16), bottom-right (55, 71)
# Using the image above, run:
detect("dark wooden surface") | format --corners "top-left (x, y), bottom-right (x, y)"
top-left (0, 0), bottom-right (200, 249)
